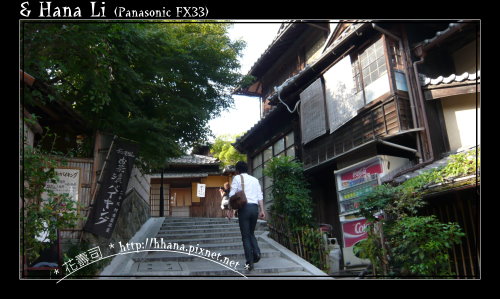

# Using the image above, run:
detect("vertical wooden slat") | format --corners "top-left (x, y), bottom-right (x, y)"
top-left (452, 202), bottom-right (468, 276)
top-left (440, 204), bottom-right (459, 276)
top-left (455, 194), bottom-right (474, 276)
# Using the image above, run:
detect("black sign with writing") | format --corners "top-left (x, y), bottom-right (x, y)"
top-left (84, 138), bottom-right (138, 239)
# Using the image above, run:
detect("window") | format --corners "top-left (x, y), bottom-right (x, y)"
top-left (250, 131), bottom-right (296, 205)
top-left (388, 39), bottom-right (403, 71)
top-left (263, 146), bottom-right (273, 163)
top-left (387, 39), bottom-right (408, 92)
top-left (351, 37), bottom-right (390, 104)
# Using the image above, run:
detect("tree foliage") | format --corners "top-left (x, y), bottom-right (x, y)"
top-left (263, 156), bottom-right (314, 231)
top-left (22, 21), bottom-right (246, 170)
top-left (353, 148), bottom-right (477, 277)
top-left (22, 116), bottom-right (83, 262)
top-left (209, 134), bottom-right (246, 167)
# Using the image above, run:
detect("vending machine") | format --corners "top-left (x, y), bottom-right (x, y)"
top-left (334, 155), bottom-right (411, 268)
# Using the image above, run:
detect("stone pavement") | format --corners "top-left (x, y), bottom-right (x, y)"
top-left (101, 217), bottom-right (334, 280)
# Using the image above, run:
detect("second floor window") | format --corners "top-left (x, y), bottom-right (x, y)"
top-left (351, 37), bottom-right (389, 104)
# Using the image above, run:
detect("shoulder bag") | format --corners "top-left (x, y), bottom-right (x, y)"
top-left (229, 175), bottom-right (248, 210)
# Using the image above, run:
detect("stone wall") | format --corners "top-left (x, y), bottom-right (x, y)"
top-left (82, 188), bottom-right (151, 258)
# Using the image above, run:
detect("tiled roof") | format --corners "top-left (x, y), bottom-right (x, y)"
top-left (167, 154), bottom-right (220, 166)
top-left (150, 170), bottom-right (224, 178)
top-left (419, 21), bottom-right (467, 48)
top-left (420, 71), bottom-right (480, 87)
top-left (245, 20), bottom-right (296, 76)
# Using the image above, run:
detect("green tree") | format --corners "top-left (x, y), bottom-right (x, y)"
top-left (22, 117), bottom-right (83, 262)
top-left (22, 21), bottom-right (246, 170)
top-left (209, 134), bottom-right (246, 167)
top-left (263, 156), bottom-right (314, 231)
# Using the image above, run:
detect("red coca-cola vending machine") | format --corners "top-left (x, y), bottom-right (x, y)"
top-left (334, 155), bottom-right (411, 268)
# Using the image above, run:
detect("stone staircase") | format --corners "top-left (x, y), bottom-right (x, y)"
top-left (120, 217), bottom-right (331, 279)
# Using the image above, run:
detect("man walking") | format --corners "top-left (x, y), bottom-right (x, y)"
top-left (229, 161), bottom-right (266, 272)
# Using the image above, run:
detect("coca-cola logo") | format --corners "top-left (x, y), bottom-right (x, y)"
top-left (354, 222), bottom-right (368, 234)
top-left (342, 219), bottom-right (369, 248)
top-left (352, 167), bottom-right (368, 179)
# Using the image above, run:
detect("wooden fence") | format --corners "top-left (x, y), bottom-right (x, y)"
top-left (268, 212), bottom-right (328, 270)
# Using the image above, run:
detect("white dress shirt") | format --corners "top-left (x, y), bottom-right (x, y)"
top-left (228, 173), bottom-right (263, 205)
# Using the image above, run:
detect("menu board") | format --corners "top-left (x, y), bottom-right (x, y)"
top-left (43, 168), bottom-right (80, 206)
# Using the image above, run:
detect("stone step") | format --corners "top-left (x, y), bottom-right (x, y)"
top-left (161, 222), bottom-right (240, 230)
top-left (193, 241), bottom-right (271, 251)
top-left (158, 226), bottom-right (242, 235)
top-left (155, 236), bottom-right (244, 245)
top-left (130, 257), bottom-right (306, 277)
top-left (187, 258), bottom-right (306, 276)
top-left (103, 217), bottom-right (329, 278)
top-left (142, 239), bottom-right (271, 254)
top-left (162, 217), bottom-right (235, 224)
top-left (134, 248), bottom-right (281, 263)
top-left (161, 218), bottom-right (267, 227)
top-left (156, 230), bottom-right (267, 240)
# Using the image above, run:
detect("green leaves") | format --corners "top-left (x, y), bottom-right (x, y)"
top-left (22, 123), bottom-right (84, 262)
top-left (209, 134), bottom-right (246, 167)
top-left (264, 156), bottom-right (314, 232)
top-left (22, 22), bottom-right (245, 170)
top-left (388, 216), bottom-right (465, 276)
top-left (354, 148), bottom-right (478, 277)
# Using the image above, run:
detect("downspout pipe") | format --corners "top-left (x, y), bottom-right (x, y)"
top-left (371, 23), bottom-right (425, 163)
top-left (413, 56), bottom-right (435, 163)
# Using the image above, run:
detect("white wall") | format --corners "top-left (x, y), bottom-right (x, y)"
top-left (441, 93), bottom-right (480, 152)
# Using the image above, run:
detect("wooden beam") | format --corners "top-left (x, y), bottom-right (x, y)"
top-left (424, 83), bottom-right (479, 100)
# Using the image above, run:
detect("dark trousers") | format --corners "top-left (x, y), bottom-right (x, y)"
top-left (238, 203), bottom-right (260, 264)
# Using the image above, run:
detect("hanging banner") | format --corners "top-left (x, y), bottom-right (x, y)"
top-left (84, 138), bottom-right (138, 239)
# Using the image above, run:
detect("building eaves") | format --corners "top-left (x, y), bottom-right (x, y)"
top-left (245, 20), bottom-right (299, 77)
top-left (167, 154), bottom-right (220, 166)
top-left (412, 20), bottom-right (473, 57)
top-left (264, 21), bottom-right (370, 104)
top-left (233, 105), bottom-right (281, 151)
top-left (419, 71), bottom-right (480, 87)
top-left (418, 21), bottom-right (467, 48)
top-left (234, 20), bottom-right (332, 96)
top-left (382, 146), bottom-right (479, 187)
top-left (234, 21), bottom-right (371, 151)
top-left (150, 172), bottom-right (218, 179)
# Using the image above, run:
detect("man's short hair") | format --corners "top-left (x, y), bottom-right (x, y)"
top-left (235, 161), bottom-right (248, 174)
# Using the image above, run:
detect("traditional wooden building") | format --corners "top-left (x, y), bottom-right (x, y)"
top-left (149, 155), bottom-right (233, 218)
top-left (233, 20), bottom-right (480, 274)
top-left (390, 21), bottom-right (480, 277)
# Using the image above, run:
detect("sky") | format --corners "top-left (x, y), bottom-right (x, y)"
top-left (207, 21), bottom-right (284, 141)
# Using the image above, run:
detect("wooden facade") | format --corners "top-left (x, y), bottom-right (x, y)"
top-left (234, 20), bottom-right (480, 276)
top-left (149, 155), bottom-right (231, 218)
top-left (421, 186), bottom-right (479, 278)
top-left (302, 95), bottom-right (414, 170)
